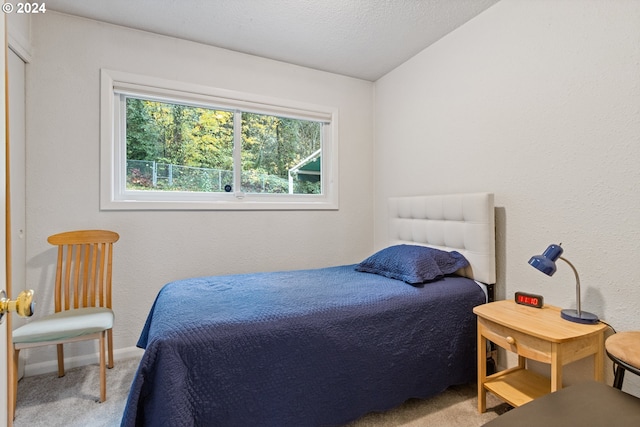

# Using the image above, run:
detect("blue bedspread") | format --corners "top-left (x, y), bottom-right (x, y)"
top-left (121, 265), bottom-right (486, 427)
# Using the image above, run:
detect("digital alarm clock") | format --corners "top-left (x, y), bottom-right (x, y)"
top-left (515, 291), bottom-right (544, 308)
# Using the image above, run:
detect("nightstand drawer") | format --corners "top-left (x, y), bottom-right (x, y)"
top-left (479, 318), bottom-right (551, 363)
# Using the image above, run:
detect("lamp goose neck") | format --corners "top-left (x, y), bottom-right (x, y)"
top-left (559, 256), bottom-right (581, 317)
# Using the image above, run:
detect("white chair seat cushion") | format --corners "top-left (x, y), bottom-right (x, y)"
top-left (13, 307), bottom-right (113, 344)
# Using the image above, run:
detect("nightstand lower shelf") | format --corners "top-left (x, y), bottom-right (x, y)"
top-left (484, 367), bottom-right (550, 407)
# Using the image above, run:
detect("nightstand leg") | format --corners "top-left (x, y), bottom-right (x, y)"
top-left (478, 327), bottom-right (487, 413)
top-left (551, 343), bottom-right (562, 391)
top-left (594, 332), bottom-right (604, 381)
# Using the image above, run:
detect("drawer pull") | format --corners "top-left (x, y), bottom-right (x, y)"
top-left (506, 336), bottom-right (516, 345)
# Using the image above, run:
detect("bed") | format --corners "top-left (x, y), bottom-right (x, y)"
top-left (121, 192), bottom-right (496, 427)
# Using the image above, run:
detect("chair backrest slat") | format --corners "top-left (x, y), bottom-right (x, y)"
top-left (89, 243), bottom-right (97, 307)
top-left (54, 247), bottom-right (64, 312)
top-left (106, 242), bottom-right (113, 308)
top-left (73, 244), bottom-right (82, 309)
top-left (98, 242), bottom-right (106, 307)
top-left (83, 244), bottom-right (90, 307)
top-left (48, 230), bottom-right (119, 313)
top-left (65, 244), bottom-right (75, 311)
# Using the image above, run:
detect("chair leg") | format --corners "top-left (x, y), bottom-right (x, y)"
top-left (107, 328), bottom-right (114, 369)
top-left (99, 331), bottom-right (106, 402)
top-left (613, 363), bottom-right (626, 389)
top-left (56, 343), bottom-right (65, 377)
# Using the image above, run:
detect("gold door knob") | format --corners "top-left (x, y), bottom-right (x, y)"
top-left (0, 289), bottom-right (35, 322)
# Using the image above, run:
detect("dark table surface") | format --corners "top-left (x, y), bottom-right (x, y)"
top-left (483, 380), bottom-right (640, 427)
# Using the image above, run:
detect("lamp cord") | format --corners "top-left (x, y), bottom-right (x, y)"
top-left (598, 320), bottom-right (618, 378)
top-left (599, 319), bottom-right (616, 334)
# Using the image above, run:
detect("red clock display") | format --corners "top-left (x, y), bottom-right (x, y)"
top-left (515, 291), bottom-right (544, 308)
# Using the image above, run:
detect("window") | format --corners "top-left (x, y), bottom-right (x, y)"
top-left (100, 69), bottom-right (338, 210)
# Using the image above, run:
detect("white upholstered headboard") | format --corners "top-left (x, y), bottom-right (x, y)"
top-left (388, 193), bottom-right (496, 285)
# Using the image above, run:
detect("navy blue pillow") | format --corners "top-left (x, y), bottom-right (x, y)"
top-left (355, 244), bottom-right (469, 284)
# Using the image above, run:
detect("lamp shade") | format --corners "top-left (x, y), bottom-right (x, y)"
top-left (528, 244), bottom-right (563, 276)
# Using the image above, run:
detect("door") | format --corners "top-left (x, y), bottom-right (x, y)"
top-left (7, 33), bottom-right (26, 386)
top-left (1, 14), bottom-right (10, 427)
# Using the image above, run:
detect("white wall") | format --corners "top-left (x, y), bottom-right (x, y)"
top-left (375, 0), bottom-right (640, 395)
top-left (25, 12), bottom-right (374, 369)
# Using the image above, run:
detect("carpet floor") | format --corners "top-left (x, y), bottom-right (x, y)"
top-left (14, 357), bottom-right (509, 426)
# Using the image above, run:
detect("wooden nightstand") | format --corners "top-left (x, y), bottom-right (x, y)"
top-left (474, 300), bottom-right (607, 413)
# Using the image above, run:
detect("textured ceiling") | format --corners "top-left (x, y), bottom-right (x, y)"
top-left (45, 0), bottom-right (500, 81)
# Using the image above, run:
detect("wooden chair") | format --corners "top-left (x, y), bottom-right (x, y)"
top-left (12, 230), bottom-right (119, 411)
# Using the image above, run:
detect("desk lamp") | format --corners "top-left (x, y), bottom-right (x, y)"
top-left (528, 243), bottom-right (599, 324)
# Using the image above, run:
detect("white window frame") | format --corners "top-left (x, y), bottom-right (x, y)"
top-left (100, 69), bottom-right (339, 210)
